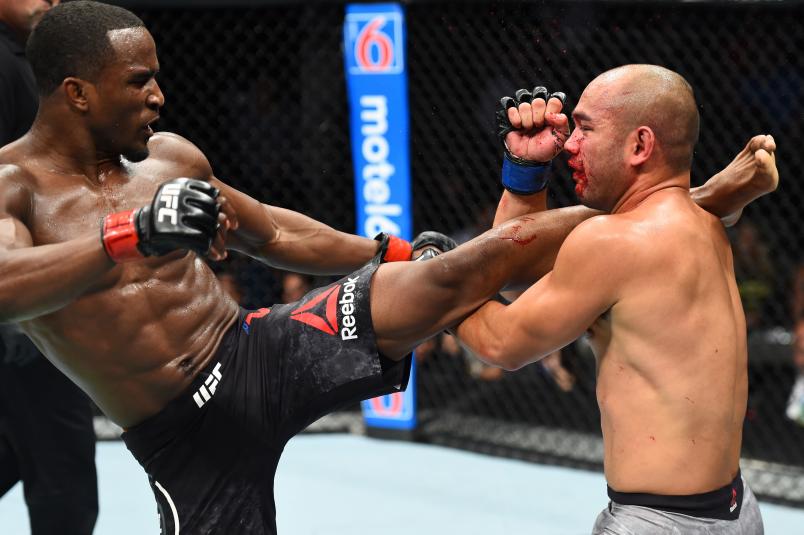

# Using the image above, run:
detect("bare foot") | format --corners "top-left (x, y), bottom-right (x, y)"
top-left (719, 134), bottom-right (779, 196)
top-left (693, 134), bottom-right (779, 226)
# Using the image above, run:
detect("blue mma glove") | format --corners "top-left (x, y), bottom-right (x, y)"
top-left (496, 87), bottom-right (566, 195)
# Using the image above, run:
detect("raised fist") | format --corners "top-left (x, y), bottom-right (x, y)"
top-left (497, 86), bottom-right (570, 163)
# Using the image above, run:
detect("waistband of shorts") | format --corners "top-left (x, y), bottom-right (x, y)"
top-left (607, 470), bottom-right (743, 521)
top-left (121, 309), bottom-right (244, 465)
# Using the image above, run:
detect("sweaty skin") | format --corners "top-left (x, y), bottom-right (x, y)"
top-left (457, 65), bottom-right (778, 496)
top-left (0, 28), bottom-right (381, 427)
top-left (588, 191), bottom-right (745, 495)
top-left (0, 132), bottom-right (383, 427)
top-left (0, 27), bottom-right (774, 441)
top-left (0, 26), bottom-right (586, 429)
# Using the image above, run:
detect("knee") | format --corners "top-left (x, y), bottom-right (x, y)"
top-left (419, 255), bottom-right (481, 299)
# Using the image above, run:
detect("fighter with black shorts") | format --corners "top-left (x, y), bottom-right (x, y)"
top-left (0, 3), bottom-right (776, 534)
top-left (123, 254), bottom-right (410, 534)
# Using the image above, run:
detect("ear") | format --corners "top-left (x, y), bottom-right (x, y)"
top-left (62, 77), bottom-right (93, 113)
top-left (628, 126), bottom-right (655, 167)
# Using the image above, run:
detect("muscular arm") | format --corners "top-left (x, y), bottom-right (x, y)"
top-left (214, 178), bottom-right (379, 274)
top-left (496, 134), bottom-right (778, 229)
top-left (492, 164), bottom-right (761, 230)
top-left (456, 217), bottom-right (620, 370)
top-left (157, 133), bottom-right (381, 274)
top-left (492, 135), bottom-right (778, 287)
top-left (493, 190), bottom-right (547, 227)
top-left (0, 173), bottom-right (113, 323)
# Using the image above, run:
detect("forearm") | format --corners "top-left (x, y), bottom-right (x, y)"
top-left (228, 202), bottom-right (381, 275)
top-left (494, 190), bottom-right (550, 296)
top-left (455, 301), bottom-right (511, 367)
top-left (458, 220), bottom-right (618, 372)
top-left (493, 190), bottom-right (547, 227)
top-left (257, 228), bottom-right (379, 275)
top-left (0, 235), bottom-right (114, 322)
top-left (455, 301), bottom-right (547, 370)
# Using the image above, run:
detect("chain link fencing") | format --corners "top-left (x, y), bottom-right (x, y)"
top-left (126, 0), bottom-right (804, 506)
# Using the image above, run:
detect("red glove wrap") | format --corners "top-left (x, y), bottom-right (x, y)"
top-left (102, 209), bottom-right (143, 263)
top-left (382, 235), bottom-right (413, 262)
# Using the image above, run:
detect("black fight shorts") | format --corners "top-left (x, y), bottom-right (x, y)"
top-left (122, 258), bottom-right (410, 535)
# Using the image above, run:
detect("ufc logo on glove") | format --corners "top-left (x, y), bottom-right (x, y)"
top-left (157, 183), bottom-right (182, 225)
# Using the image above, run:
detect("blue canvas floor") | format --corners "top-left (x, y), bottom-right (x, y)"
top-left (1, 435), bottom-right (803, 534)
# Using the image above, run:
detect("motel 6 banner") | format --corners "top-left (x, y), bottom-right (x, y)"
top-left (343, 3), bottom-right (416, 433)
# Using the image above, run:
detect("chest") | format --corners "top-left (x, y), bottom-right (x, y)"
top-left (28, 168), bottom-right (185, 246)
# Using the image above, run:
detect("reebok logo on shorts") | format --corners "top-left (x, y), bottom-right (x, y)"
top-left (290, 276), bottom-right (360, 340)
top-left (291, 285), bottom-right (340, 335)
top-left (339, 276), bottom-right (359, 340)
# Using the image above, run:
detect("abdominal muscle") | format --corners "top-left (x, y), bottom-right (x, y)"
top-left (591, 322), bottom-right (744, 495)
top-left (19, 254), bottom-right (241, 428)
top-left (584, 193), bottom-right (746, 495)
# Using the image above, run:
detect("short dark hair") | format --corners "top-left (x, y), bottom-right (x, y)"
top-left (26, 1), bottom-right (145, 95)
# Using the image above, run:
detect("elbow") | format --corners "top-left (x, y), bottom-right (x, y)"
top-left (0, 291), bottom-right (14, 323)
top-left (720, 208), bottom-right (742, 228)
top-left (0, 285), bottom-right (39, 323)
top-left (0, 300), bottom-right (28, 324)
top-left (474, 338), bottom-right (524, 371)
top-left (498, 355), bottom-right (527, 372)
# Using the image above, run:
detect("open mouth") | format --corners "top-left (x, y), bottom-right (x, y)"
top-left (143, 116), bottom-right (160, 136)
top-left (572, 173), bottom-right (588, 197)
top-left (567, 160), bottom-right (588, 197)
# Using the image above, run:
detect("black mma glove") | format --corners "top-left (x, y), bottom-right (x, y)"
top-left (496, 86), bottom-right (566, 195)
top-left (101, 178), bottom-right (220, 263)
top-left (411, 231), bottom-right (458, 261)
top-left (373, 231), bottom-right (458, 263)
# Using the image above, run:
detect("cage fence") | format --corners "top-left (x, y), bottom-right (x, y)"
top-left (121, 0), bottom-right (804, 506)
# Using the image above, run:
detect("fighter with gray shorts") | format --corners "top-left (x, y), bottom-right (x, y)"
top-left (593, 471), bottom-right (764, 534)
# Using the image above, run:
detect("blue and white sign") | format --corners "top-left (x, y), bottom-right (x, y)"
top-left (344, 3), bottom-right (415, 431)
top-left (363, 359), bottom-right (417, 431)
top-left (344, 3), bottom-right (412, 242)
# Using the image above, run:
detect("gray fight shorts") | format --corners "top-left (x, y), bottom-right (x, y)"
top-left (592, 475), bottom-right (764, 534)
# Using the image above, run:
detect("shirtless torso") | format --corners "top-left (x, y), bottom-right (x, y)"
top-left (0, 14), bottom-right (772, 486)
top-left (0, 17), bottom-right (594, 433)
top-left (457, 65), bottom-right (776, 502)
top-left (0, 133), bottom-right (238, 426)
top-left (4, 8), bottom-right (775, 531)
top-left (587, 189), bottom-right (746, 494)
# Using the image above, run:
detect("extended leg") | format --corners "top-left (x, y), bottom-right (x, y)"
top-left (371, 206), bottom-right (596, 358)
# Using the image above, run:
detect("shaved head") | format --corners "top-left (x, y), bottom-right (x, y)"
top-left (565, 64), bottom-right (701, 211)
top-left (587, 64), bottom-right (700, 172)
